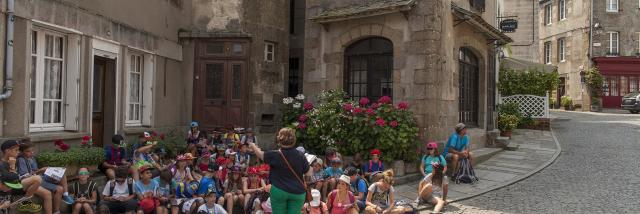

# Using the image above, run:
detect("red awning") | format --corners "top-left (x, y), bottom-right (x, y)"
top-left (593, 57), bottom-right (640, 75)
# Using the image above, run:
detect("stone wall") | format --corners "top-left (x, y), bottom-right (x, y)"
top-left (503, 0), bottom-right (540, 61)
top-left (592, 0), bottom-right (640, 57)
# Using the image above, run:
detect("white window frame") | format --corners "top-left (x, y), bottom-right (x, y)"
top-left (544, 4), bottom-right (552, 25)
top-left (125, 52), bottom-right (143, 126)
top-left (29, 28), bottom-right (67, 132)
top-left (607, 0), bottom-right (619, 12)
top-left (264, 42), bottom-right (275, 62)
top-left (558, 0), bottom-right (566, 20)
top-left (544, 41), bottom-right (552, 64)
top-left (607, 31), bottom-right (619, 55)
top-left (558, 38), bottom-right (565, 62)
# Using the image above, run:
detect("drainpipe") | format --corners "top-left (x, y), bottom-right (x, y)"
top-left (0, 0), bottom-right (14, 100)
top-left (588, 0), bottom-right (593, 67)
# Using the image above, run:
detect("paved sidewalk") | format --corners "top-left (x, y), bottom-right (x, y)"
top-left (392, 129), bottom-right (561, 212)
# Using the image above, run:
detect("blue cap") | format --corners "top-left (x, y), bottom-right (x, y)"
top-left (190, 121), bottom-right (199, 127)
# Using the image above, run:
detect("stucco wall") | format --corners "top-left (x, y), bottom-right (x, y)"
top-left (503, 0), bottom-right (540, 61)
top-left (592, 0), bottom-right (640, 57)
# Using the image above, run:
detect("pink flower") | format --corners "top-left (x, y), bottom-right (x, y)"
top-left (377, 96), bottom-right (392, 104)
top-left (81, 140), bottom-right (87, 146)
top-left (342, 103), bottom-right (353, 111)
top-left (298, 114), bottom-right (308, 122)
top-left (353, 107), bottom-right (363, 114)
top-left (397, 102), bottom-right (409, 110)
top-left (375, 118), bottom-right (386, 127)
top-left (151, 131), bottom-right (158, 137)
top-left (82, 135), bottom-right (91, 141)
top-left (366, 108), bottom-right (376, 116)
top-left (371, 103), bottom-right (380, 110)
top-left (297, 123), bottom-right (307, 130)
top-left (53, 139), bottom-right (64, 146)
top-left (303, 102), bottom-right (314, 110)
top-left (390, 121), bottom-right (399, 127)
top-left (160, 133), bottom-right (166, 140)
top-left (359, 97), bottom-right (370, 106)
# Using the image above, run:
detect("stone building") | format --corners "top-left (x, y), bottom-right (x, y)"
top-left (538, 0), bottom-right (640, 109)
top-left (0, 0), bottom-right (289, 147)
top-left (303, 0), bottom-right (511, 148)
top-left (502, 0), bottom-right (540, 61)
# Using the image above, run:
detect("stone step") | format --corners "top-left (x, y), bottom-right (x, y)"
top-left (472, 147), bottom-right (503, 166)
top-left (505, 143), bottom-right (520, 151)
top-left (495, 136), bottom-right (510, 148)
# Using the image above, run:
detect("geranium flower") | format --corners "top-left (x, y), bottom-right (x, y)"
top-left (283, 97), bottom-right (294, 104)
top-left (377, 96), bottom-right (392, 104)
top-left (160, 133), bottom-right (166, 140)
top-left (390, 121), bottom-right (399, 127)
top-left (375, 118), bottom-right (386, 127)
top-left (371, 103), bottom-right (380, 110)
top-left (303, 102), bottom-right (314, 110)
top-left (359, 97), bottom-right (370, 106)
top-left (295, 94), bottom-right (305, 100)
top-left (366, 108), bottom-right (375, 116)
top-left (342, 103), bottom-right (353, 111)
top-left (82, 135), bottom-right (91, 141)
top-left (151, 131), bottom-right (158, 137)
top-left (297, 123), bottom-right (307, 130)
top-left (298, 114), bottom-right (308, 122)
top-left (353, 107), bottom-right (363, 114)
top-left (397, 102), bottom-right (409, 110)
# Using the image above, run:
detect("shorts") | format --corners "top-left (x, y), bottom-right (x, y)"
top-left (39, 175), bottom-right (59, 192)
top-left (355, 200), bottom-right (365, 210)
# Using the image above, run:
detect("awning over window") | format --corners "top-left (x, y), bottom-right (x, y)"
top-left (593, 57), bottom-right (640, 75)
top-left (451, 3), bottom-right (513, 45)
top-left (309, 0), bottom-right (417, 23)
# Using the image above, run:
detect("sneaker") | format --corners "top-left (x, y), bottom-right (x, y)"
top-left (414, 197), bottom-right (420, 204)
top-left (18, 201), bottom-right (42, 213)
top-left (62, 194), bottom-right (75, 205)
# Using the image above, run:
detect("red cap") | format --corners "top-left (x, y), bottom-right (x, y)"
top-left (370, 149), bottom-right (381, 156)
top-left (139, 198), bottom-right (156, 213)
top-left (426, 141), bottom-right (438, 149)
top-left (247, 167), bottom-right (259, 175)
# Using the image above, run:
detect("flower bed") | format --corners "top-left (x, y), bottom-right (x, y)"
top-left (282, 90), bottom-right (419, 162)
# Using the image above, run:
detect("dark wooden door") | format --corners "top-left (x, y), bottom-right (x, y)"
top-left (194, 60), bottom-right (246, 130)
top-left (603, 75), bottom-right (622, 108)
top-left (92, 57), bottom-right (106, 146)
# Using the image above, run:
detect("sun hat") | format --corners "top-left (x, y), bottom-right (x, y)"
top-left (216, 144), bottom-right (226, 151)
top-left (176, 154), bottom-right (194, 161)
top-left (370, 148), bottom-right (381, 156)
top-left (247, 167), bottom-right (259, 175)
top-left (231, 166), bottom-right (242, 173)
top-left (310, 189), bottom-right (322, 207)
top-left (78, 168), bottom-right (91, 176)
top-left (455, 123), bottom-right (466, 133)
top-left (331, 158), bottom-right (342, 164)
top-left (215, 157), bottom-right (229, 165)
top-left (0, 171), bottom-right (22, 189)
top-left (426, 142), bottom-right (438, 149)
top-left (338, 175), bottom-right (350, 185)
top-left (1, 140), bottom-right (19, 152)
top-left (138, 165), bottom-right (155, 173)
top-left (207, 164), bottom-right (221, 172)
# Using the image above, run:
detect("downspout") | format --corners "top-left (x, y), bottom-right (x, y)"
top-left (0, 0), bottom-right (14, 100)
top-left (588, 0), bottom-right (593, 67)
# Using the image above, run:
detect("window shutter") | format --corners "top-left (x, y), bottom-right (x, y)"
top-left (142, 54), bottom-right (155, 126)
top-left (64, 34), bottom-right (81, 131)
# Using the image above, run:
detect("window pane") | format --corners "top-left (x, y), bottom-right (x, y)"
top-left (43, 101), bottom-right (51, 123)
top-left (135, 104), bottom-right (140, 121)
top-left (232, 64), bottom-right (241, 99)
top-left (31, 31), bottom-right (37, 54)
top-left (43, 60), bottom-right (62, 99)
top-left (55, 36), bottom-right (63, 58)
top-left (136, 56), bottom-right (141, 73)
top-left (130, 55), bottom-right (135, 72)
top-left (31, 56), bottom-right (36, 99)
top-left (205, 63), bottom-right (223, 99)
top-left (45, 35), bottom-right (53, 57)
top-left (29, 101), bottom-right (35, 124)
top-left (129, 104), bottom-right (134, 120)
top-left (53, 101), bottom-right (61, 123)
top-left (232, 43), bottom-right (243, 55)
top-left (130, 73), bottom-right (141, 102)
top-left (206, 43), bottom-right (224, 54)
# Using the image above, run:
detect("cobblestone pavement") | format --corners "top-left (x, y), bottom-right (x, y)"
top-left (441, 111), bottom-right (640, 214)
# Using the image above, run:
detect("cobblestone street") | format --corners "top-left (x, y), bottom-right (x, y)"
top-left (435, 111), bottom-right (640, 213)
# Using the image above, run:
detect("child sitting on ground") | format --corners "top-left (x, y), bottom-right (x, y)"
top-left (324, 158), bottom-right (344, 191)
top-left (363, 149), bottom-right (384, 182)
top-left (197, 191), bottom-right (227, 214)
top-left (70, 168), bottom-right (96, 214)
top-left (301, 189), bottom-right (328, 214)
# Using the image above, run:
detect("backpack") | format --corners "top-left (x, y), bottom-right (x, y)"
top-left (367, 160), bottom-right (383, 173)
top-left (327, 190), bottom-right (355, 211)
top-left (109, 178), bottom-right (134, 196)
top-left (73, 180), bottom-right (96, 199)
top-left (454, 158), bottom-right (479, 184)
top-left (349, 177), bottom-right (369, 197)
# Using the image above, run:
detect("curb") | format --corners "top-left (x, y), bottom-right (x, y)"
top-left (415, 128), bottom-right (563, 211)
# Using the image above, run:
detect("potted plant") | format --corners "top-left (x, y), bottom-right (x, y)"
top-left (585, 67), bottom-right (604, 112)
top-left (591, 98), bottom-right (602, 112)
top-left (498, 114), bottom-right (519, 137)
top-left (561, 95), bottom-right (573, 111)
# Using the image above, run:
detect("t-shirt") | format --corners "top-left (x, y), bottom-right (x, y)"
top-left (324, 167), bottom-right (343, 179)
top-left (153, 178), bottom-right (171, 198)
top-left (135, 180), bottom-right (159, 198)
top-left (350, 177), bottom-right (368, 201)
top-left (104, 146), bottom-right (127, 165)
top-left (102, 179), bottom-right (135, 198)
top-left (423, 173), bottom-right (448, 197)
top-left (367, 182), bottom-right (394, 208)
top-left (263, 148), bottom-right (310, 194)
top-left (17, 156), bottom-right (38, 176)
top-left (197, 177), bottom-right (223, 198)
top-left (197, 203), bottom-right (228, 214)
top-left (311, 170), bottom-right (326, 183)
top-left (240, 135), bottom-right (257, 145)
top-left (71, 181), bottom-right (96, 199)
top-left (223, 179), bottom-right (242, 193)
top-left (443, 133), bottom-right (469, 157)
top-left (363, 160), bottom-right (383, 173)
top-left (329, 190), bottom-right (355, 214)
top-left (422, 155), bottom-right (447, 175)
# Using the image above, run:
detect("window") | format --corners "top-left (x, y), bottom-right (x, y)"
top-left (30, 29), bottom-right (66, 130)
top-left (469, 0), bottom-right (485, 11)
top-left (544, 4), bottom-right (552, 25)
top-left (544, 41), bottom-right (552, 64)
top-left (345, 37), bottom-right (393, 101)
top-left (264, 42), bottom-right (275, 62)
top-left (607, 0), bottom-right (618, 12)
top-left (558, 38), bottom-right (565, 62)
top-left (558, 0), bottom-right (566, 20)
top-left (288, 58), bottom-right (301, 97)
top-left (289, 0), bottom-right (295, 34)
top-left (607, 32), bottom-right (619, 55)
top-left (126, 54), bottom-right (143, 125)
top-left (459, 48), bottom-right (479, 127)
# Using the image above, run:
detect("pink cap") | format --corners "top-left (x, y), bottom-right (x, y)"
top-left (426, 142), bottom-right (438, 149)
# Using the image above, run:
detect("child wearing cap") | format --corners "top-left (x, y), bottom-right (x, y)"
top-left (324, 158), bottom-right (344, 191)
top-left (363, 149), bottom-right (384, 182)
top-left (17, 141), bottom-right (75, 212)
top-left (132, 133), bottom-right (162, 180)
top-left (196, 163), bottom-right (224, 206)
top-left (135, 165), bottom-right (162, 214)
top-left (301, 189), bottom-right (328, 214)
top-left (418, 164), bottom-right (448, 214)
top-left (327, 175), bottom-right (357, 214)
top-left (70, 168), bottom-right (97, 214)
top-left (242, 167), bottom-right (266, 210)
top-left (1, 140), bottom-right (48, 213)
top-left (0, 170), bottom-right (40, 211)
top-left (240, 128), bottom-right (258, 146)
top-left (420, 142), bottom-right (447, 178)
top-left (99, 167), bottom-right (138, 214)
top-left (222, 125), bottom-right (240, 147)
top-left (100, 134), bottom-right (131, 180)
top-left (443, 123), bottom-right (473, 176)
top-left (223, 166), bottom-right (244, 214)
top-left (196, 191), bottom-right (227, 214)
top-left (309, 158), bottom-right (327, 201)
top-left (234, 145), bottom-right (251, 171)
top-left (172, 154), bottom-right (195, 183)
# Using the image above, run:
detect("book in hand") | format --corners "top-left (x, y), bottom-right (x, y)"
top-left (43, 167), bottom-right (66, 182)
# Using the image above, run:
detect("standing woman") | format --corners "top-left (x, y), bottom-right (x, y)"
top-left (248, 127), bottom-right (310, 214)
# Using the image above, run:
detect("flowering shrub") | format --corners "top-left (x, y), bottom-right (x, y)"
top-left (281, 90), bottom-right (419, 162)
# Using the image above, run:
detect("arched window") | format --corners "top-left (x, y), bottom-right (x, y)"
top-left (459, 48), bottom-right (479, 126)
top-left (344, 37), bottom-right (393, 101)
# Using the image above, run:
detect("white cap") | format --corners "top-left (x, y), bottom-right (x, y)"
top-left (339, 175), bottom-right (350, 185)
top-left (310, 189), bottom-right (321, 207)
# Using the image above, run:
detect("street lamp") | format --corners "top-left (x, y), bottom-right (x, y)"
top-left (580, 70), bottom-right (586, 84)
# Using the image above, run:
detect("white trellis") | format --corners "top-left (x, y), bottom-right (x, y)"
top-left (499, 93), bottom-right (549, 118)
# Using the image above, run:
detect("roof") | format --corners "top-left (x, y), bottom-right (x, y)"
top-left (501, 57), bottom-right (556, 72)
top-left (309, 0), bottom-right (417, 23)
top-left (451, 3), bottom-right (513, 45)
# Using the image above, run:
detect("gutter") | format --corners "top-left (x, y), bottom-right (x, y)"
top-left (0, 0), bottom-right (14, 100)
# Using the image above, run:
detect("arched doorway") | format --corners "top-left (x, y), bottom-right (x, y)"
top-left (459, 48), bottom-right (479, 126)
top-left (344, 37), bottom-right (393, 101)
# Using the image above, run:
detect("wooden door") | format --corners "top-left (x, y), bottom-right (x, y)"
top-left (194, 60), bottom-right (246, 130)
top-left (92, 57), bottom-right (106, 146)
top-left (603, 76), bottom-right (622, 108)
